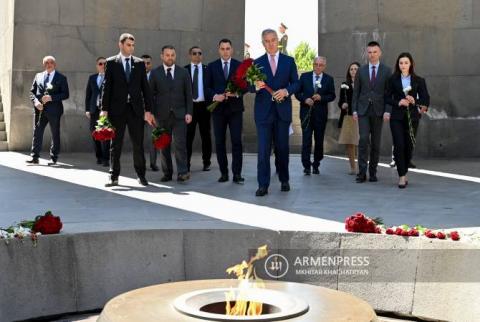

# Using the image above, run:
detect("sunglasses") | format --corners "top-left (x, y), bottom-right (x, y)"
top-left (192, 52), bottom-right (202, 56)
top-left (97, 62), bottom-right (105, 66)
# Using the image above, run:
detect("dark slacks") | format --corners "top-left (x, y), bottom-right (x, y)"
top-left (109, 104), bottom-right (146, 179)
top-left (256, 108), bottom-right (290, 188)
top-left (145, 123), bottom-right (157, 167)
top-left (89, 111), bottom-right (110, 163)
top-left (212, 110), bottom-right (243, 176)
top-left (301, 108), bottom-right (327, 170)
top-left (358, 110), bottom-right (383, 176)
top-left (390, 118), bottom-right (415, 177)
top-left (30, 109), bottom-right (62, 160)
top-left (186, 101), bottom-right (212, 169)
top-left (158, 112), bottom-right (188, 176)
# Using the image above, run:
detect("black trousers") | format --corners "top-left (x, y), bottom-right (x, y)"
top-left (390, 118), bottom-right (415, 177)
top-left (301, 110), bottom-right (327, 169)
top-left (89, 111), bottom-right (110, 163)
top-left (212, 110), bottom-right (243, 176)
top-left (109, 104), bottom-right (146, 179)
top-left (30, 109), bottom-right (61, 160)
top-left (186, 101), bottom-right (212, 169)
top-left (358, 110), bottom-right (383, 176)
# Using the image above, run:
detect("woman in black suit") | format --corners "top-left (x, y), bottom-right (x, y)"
top-left (337, 62), bottom-right (360, 174)
top-left (386, 52), bottom-right (429, 188)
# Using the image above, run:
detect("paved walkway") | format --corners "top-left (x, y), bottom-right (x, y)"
top-left (1, 152), bottom-right (479, 233)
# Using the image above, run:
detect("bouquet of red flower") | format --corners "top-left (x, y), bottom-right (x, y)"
top-left (152, 127), bottom-right (171, 150)
top-left (345, 212), bottom-right (382, 234)
top-left (243, 58), bottom-right (283, 102)
top-left (19, 210), bottom-right (63, 235)
top-left (92, 115), bottom-right (116, 141)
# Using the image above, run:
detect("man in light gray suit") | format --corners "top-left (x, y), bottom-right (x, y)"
top-left (352, 41), bottom-right (392, 183)
top-left (149, 45), bottom-right (193, 182)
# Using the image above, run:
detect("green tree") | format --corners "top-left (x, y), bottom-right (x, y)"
top-left (291, 42), bottom-right (316, 72)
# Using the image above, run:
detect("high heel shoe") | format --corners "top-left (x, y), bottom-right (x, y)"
top-left (398, 183), bottom-right (407, 189)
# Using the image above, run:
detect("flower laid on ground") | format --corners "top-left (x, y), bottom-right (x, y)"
top-left (32, 211), bottom-right (63, 235)
top-left (346, 213), bottom-right (461, 241)
top-left (92, 115), bottom-right (116, 141)
top-left (0, 211), bottom-right (62, 245)
top-left (151, 127), bottom-right (171, 150)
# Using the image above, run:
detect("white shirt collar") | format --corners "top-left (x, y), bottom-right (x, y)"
top-left (163, 64), bottom-right (175, 74)
top-left (221, 58), bottom-right (231, 65)
top-left (191, 62), bottom-right (202, 67)
top-left (313, 72), bottom-right (323, 78)
top-left (369, 61), bottom-right (380, 69)
top-left (44, 70), bottom-right (55, 80)
top-left (120, 53), bottom-right (132, 61)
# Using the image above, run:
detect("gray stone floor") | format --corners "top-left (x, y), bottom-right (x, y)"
top-left (1, 151), bottom-right (479, 232)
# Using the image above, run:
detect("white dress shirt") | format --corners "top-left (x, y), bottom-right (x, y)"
top-left (163, 64), bottom-right (175, 79)
top-left (368, 62), bottom-right (380, 80)
top-left (312, 72), bottom-right (323, 90)
top-left (221, 58), bottom-right (231, 77)
top-left (34, 70), bottom-right (56, 106)
top-left (190, 63), bottom-right (205, 102)
top-left (120, 53), bottom-right (133, 72)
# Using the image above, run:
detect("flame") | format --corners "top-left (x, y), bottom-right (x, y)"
top-left (225, 245), bottom-right (268, 316)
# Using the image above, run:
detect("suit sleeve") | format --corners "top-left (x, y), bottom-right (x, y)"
top-left (139, 63), bottom-right (152, 112)
top-left (101, 61), bottom-right (113, 112)
top-left (321, 76), bottom-right (336, 103)
top-left (383, 68), bottom-right (393, 114)
top-left (184, 70), bottom-right (193, 116)
top-left (384, 77), bottom-right (398, 111)
top-left (286, 59), bottom-right (299, 96)
top-left (294, 75), bottom-right (305, 103)
top-left (85, 77), bottom-right (92, 112)
top-left (51, 75), bottom-right (69, 102)
top-left (30, 74), bottom-right (40, 107)
top-left (338, 85), bottom-right (346, 109)
top-left (418, 78), bottom-right (430, 107)
top-left (352, 72), bottom-right (360, 114)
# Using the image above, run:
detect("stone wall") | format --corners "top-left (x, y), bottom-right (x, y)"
top-left (0, 0), bottom-right (14, 148)
top-left (318, 0), bottom-right (480, 157)
top-left (6, 0), bottom-right (245, 152)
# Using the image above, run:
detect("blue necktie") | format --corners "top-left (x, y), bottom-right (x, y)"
top-left (125, 58), bottom-right (131, 82)
top-left (97, 74), bottom-right (104, 88)
top-left (223, 61), bottom-right (229, 80)
top-left (43, 73), bottom-right (50, 88)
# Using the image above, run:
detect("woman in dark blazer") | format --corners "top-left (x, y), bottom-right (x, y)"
top-left (337, 62), bottom-right (360, 174)
top-left (386, 52), bottom-right (430, 188)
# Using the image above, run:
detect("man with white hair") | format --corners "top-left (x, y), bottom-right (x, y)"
top-left (27, 55), bottom-right (69, 165)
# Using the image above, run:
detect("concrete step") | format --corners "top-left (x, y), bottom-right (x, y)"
top-left (0, 131), bottom-right (6, 141)
top-left (0, 141), bottom-right (7, 151)
top-left (0, 101), bottom-right (3, 112)
top-left (0, 112), bottom-right (3, 122)
top-left (0, 122), bottom-right (4, 131)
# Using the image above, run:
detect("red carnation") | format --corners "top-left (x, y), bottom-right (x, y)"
top-left (33, 211), bottom-right (62, 235)
top-left (152, 127), bottom-right (171, 150)
top-left (425, 230), bottom-right (436, 238)
top-left (395, 227), bottom-right (404, 236)
top-left (436, 232), bottom-right (446, 239)
top-left (344, 212), bottom-right (378, 234)
top-left (408, 229), bottom-right (419, 237)
top-left (449, 231), bottom-right (460, 241)
top-left (386, 228), bottom-right (394, 235)
top-left (92, 116), bottom-right (116, 141)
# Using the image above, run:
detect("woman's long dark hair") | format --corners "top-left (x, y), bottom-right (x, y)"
top-left (346, 62), bottom-right (361, 85)
top-left (394, 52), bottom-right (417, 77)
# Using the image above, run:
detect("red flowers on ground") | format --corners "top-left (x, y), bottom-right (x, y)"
top-left (450, 231), bottom-right (460, 241)
top-left (152, 127), bottom-right (171, 150)
top-left (345, 213), bottom-right (381, 234)
top-left (92, 115), bottom-right (116, 141)
top-left (33, 211), bottom-right (63, 235)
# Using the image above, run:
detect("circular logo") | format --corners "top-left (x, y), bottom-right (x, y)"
top-left (264, 253), bottom-right (289, 279)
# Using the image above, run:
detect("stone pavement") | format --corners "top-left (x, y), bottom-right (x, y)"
top-left (1, 151), bottom-right (479, 232)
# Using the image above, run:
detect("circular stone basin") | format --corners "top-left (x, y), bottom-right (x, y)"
top-left (173, 287), bottom-right (309, 321)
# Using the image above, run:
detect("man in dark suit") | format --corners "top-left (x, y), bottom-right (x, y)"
top-left (27, 55), bottom-right (69, 165)
top-left (101, 33), bottom-right (155, 187)
top-left (295, 56), bottom-right (336, 175)
top-left (206, 39), bottom-right (245, 184)
top-left (141, 54), bottom-right (159, 172)
top-left (252, 29), bottom-right (299, 196)
top-left (85, 56), bottom-right (110, 167)
top-left (185, 46), bottom-right (212, 172)
top-left (149, 45), bottom-right (193, 182)
top-left (352, 41), bottom-right (392, 183)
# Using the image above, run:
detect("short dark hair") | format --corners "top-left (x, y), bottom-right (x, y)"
top-left (119, 33), bottom-right (135, 44)
top-left (394, 52), bottom-right (417, 77)
top-left (96, 56), bottom-right (106, 62)
top-left (189, 46), bottom-right (201, 54)
top-left (141, 54), bottom-right (152, 59)
top-left (367, 41), bottom-right (381, 48)
top-left (162, 45), bottom-right (175, 53)
top-left (218, 38), bottom-right (232, 46)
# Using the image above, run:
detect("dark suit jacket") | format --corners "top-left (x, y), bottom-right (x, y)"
top-left (295, 71), bottom-right (336, 122)
top-left (337, 81), bottom-right (354, 128)
top-left (251, 53), bottom-right (299, 123)
top-left (386, 74), bottom-right (430, 121)
top-left (352, 63), bottom-right (392, 117)
top-left (206, 58), bottom-right (244, 115)
top-left (184, 63), bottom-right (209, 102)
top-left (101, 54), bottom-right (152, 117)
top-left (30, 71), bottom-right (69, 116)
top-left (149, 65), bottom-right (193, 121)
top-left (85, 73), bottom-right (104, 114)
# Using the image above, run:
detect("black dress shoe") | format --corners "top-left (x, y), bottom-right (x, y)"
top-left (312, 167), bottom-right (320, 175)
top-left (356, 174), bottom-right (367, 183)
top-left (137, 176), bottom-right (149, 186)
top-left (160, 175), bottom-right (172, 182)
top-left (255, 187), bottom-right (268, 197)
top-left (233, 175), bottom-right (245, 184)
top-left (281, 182), bottom-right (290, 192)
top-left (408, 161), bottom-right (416, 169)
top-left (150, 164), bottom-right (159, 172)
top-left (303, 168), bottom-right (311, 175)
top-left (203, 163), bottom-right (211, 171)
top-left (105, 178), bottom-right (119, 187)
top-left (369, 175), bottom-right (378, 182)
top-left (218, 174), bottom-right (229, 182)
top-left (177, 173), bottom-right (191, 182)
top-left (47, 159), bottom-right (57, 166)
top-left (26, 157), bottom-right (39, 164)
